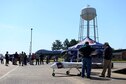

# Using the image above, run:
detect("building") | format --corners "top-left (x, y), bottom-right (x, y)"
top-left (113, 49), bottom-right (126, 60)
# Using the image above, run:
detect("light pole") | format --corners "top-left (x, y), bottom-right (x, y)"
top-left (29, 28), bottom-right (33, 57)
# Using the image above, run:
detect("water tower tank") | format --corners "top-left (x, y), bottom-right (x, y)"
top-left (81, 7), bottom-right (96, 21)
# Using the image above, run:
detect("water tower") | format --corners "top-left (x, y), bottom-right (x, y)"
top-left (78, 5), bottom-right (99, 42)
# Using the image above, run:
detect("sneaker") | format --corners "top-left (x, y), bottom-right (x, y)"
top-left (106, 76), bottom-right (111, 78)
top-left (87, 76), bottom-right (91, 79)
top-left (81, 75), bottom-right (85, 78)
top-left (81, 76), bottom-right (85, 78)
top-left (99, 75), bottom-right (105, 77)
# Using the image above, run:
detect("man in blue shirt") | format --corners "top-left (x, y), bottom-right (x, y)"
top-left (79, 42), bottom-right (95, 78)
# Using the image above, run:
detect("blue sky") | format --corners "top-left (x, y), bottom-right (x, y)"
top-left (0, 0), bottom-right (126, 54)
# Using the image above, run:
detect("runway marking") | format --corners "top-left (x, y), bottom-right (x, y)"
top-left (0, 66), bottom-right (19, 80)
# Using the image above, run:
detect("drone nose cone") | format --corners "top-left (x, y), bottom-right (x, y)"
top-left (51, 62), bottom-right (57, 68)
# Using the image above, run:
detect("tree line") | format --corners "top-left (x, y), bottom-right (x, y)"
top-left (51, 39), bottom-right (79, 50)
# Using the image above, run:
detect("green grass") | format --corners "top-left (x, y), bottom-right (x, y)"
top-left (112, 60), bottom-right (126, 63)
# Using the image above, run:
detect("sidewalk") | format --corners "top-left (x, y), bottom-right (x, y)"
top-left (0, 63), bottom-right (125, 84)
top-left (91, 68), bottom-right (126, 78)
top-left (0, 63), bottom-right (17, 78)
top-left (90, 62), bottom-right (126, 79)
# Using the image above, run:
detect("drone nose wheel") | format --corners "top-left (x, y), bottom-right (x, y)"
top-left (52, 73), bottom-right (55, 76)
top-left (66, 71), bottom-right (70, 75)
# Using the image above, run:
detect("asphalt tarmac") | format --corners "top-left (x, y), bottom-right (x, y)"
top-left (0, 62), bottom-right (125, 84)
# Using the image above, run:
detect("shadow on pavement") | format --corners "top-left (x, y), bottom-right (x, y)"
top-left (112, 77), bottom-right (126, 80)
top-left (53, 71), bottom-right (126, 81)
top-left (53, 73), bottom-right (80, 77)
top-left (90, 76), bottom-right (111, 81)
top-left (113, 68), bottom-right (126, 74)
top-left (91, 72), bottom-right (100, 75)
top-left (90, 76), bottom-right (126, 81)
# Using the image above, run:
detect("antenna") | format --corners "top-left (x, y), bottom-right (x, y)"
top-left (29, 28), bottom-right (33, 56)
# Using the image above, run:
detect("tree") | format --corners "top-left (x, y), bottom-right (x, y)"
top-left (63, 39), bottom-right (70, 50)
top-left (52, 39), bottom-right (79, 50)
top-left (69, 39), bottom-right (79, 47)
top-left (52, 40), bottom-right (62, 50)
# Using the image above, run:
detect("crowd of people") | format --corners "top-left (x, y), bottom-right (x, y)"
top-left (0, 51), bottom-right (59, 66)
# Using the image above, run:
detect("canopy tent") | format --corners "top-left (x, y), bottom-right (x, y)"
top-left (68, 37), bottom-right (103, 49)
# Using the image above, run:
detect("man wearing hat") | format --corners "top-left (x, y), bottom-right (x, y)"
top-left (100, 42), bottom-right (113, 78)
